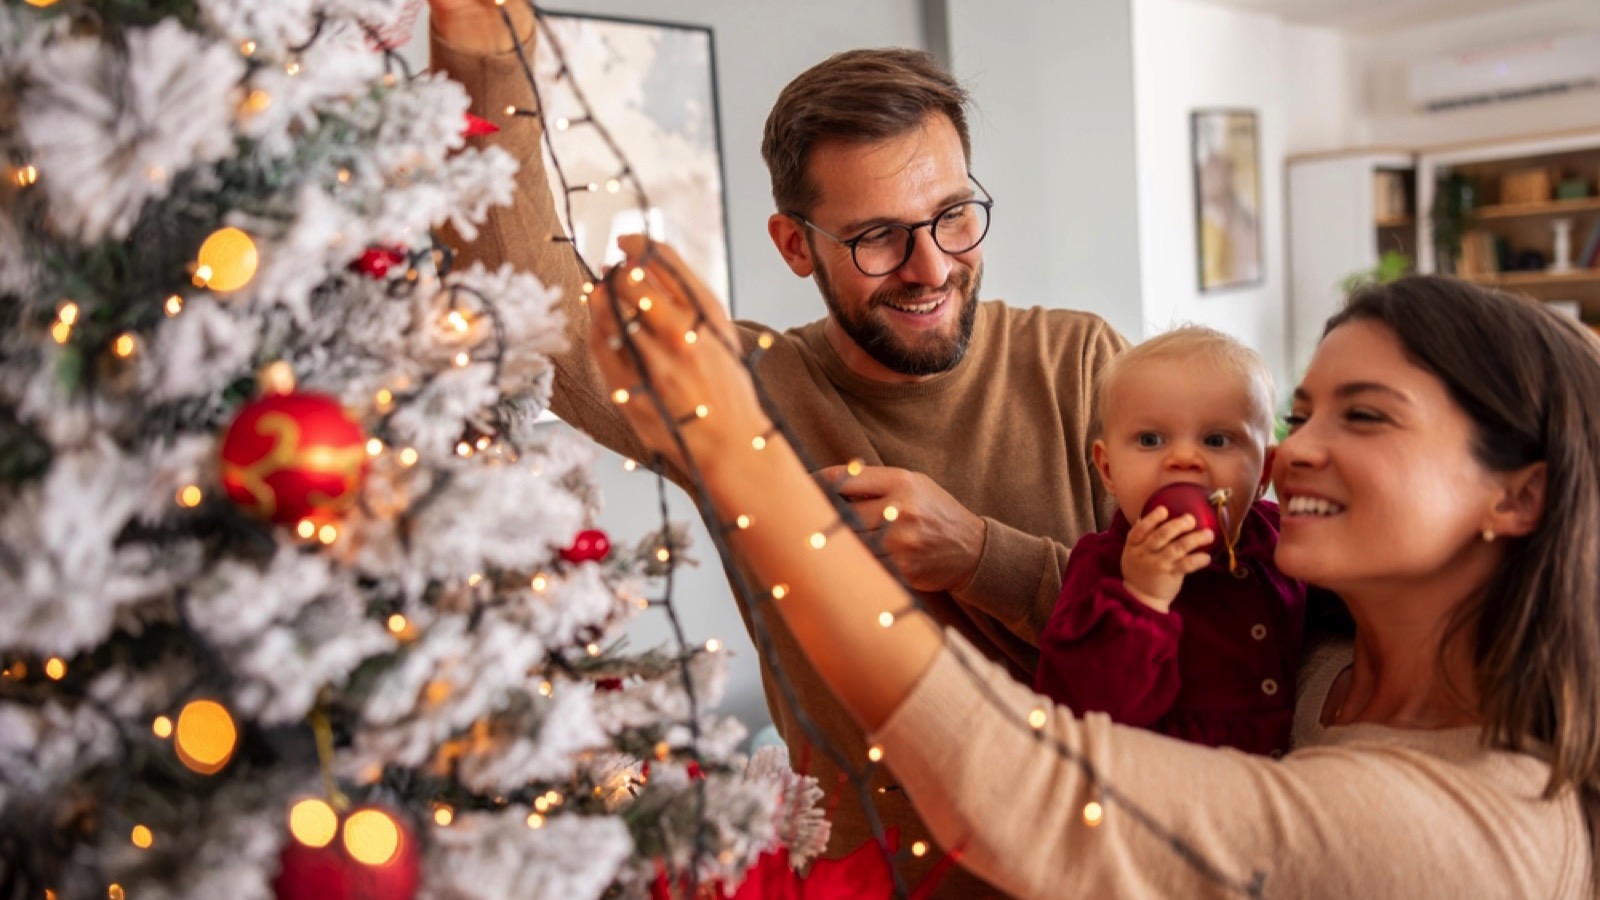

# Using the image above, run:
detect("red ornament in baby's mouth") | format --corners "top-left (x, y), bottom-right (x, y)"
top-left (1141, 483), bottom-right (1233, 562)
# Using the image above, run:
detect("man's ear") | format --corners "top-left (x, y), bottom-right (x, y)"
top-left (768, 213), bottom-right (814, 277)
top-left (1092, 439), bottom-right (1115, 496)
top-left (1256, 447), bottom-right (1276, 499)
top-left (1486, 461), bottom-right (1547, 539)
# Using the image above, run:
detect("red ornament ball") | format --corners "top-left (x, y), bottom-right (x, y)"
top-left (560, 528), bottom-right (612, 563)
top-left (274, 805), bottom-right (420, 900)
top-left (352, 246), bottom-right (407, 279)
top-left (1140, 483), bottom-right (1231, 562)
top-left (220, 392), bottom-right (367, 525)
top-left (462, 112), bottom-right (501, 138)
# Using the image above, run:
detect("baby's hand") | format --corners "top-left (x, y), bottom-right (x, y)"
top-left (1120, 506), bottom-right (1215, 613)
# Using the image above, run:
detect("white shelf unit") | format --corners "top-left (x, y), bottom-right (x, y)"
top-left (1416, 128), bottom-right (1600, 318)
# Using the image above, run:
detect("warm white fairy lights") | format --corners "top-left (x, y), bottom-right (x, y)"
top-left (1083, 801), bottom-right (1105, 827)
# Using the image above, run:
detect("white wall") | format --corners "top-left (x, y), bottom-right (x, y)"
top-left (1350, 0), bottom-right (1600, 148)
top-left (939, 1), bottom-right (1146, 340)
top-left (1131, 0), bottom-right (1348, 389)
top-left (414, 2), bottom-right (927, 736)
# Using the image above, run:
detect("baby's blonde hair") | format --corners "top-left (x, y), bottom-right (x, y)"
top-left (1094, 325), bottom-right (1276, 441)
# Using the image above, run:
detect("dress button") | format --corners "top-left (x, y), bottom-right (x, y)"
top-left (1261, 678), bottom-right (1279, 696)
top-left (1250, 623), bottom-right (1267, 641)
top-left (1232, 566), bottom-right (1250, 580)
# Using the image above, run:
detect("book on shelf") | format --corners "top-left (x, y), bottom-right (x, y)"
top-left (1581, 217), bottom-right (1600, 269)
top-left (1373, 171), bottom-right (1409, 223)
top-left (1459, 229), bottom-right (1501, 277)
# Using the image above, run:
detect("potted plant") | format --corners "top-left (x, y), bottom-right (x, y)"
top-left (1429, 171), bottom-right (1477, 275)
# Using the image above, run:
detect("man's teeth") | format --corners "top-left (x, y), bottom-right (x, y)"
top-left (885, 297), bottom-right (942, 314)
top-left (1286, 496), bottom-right (1345, 516)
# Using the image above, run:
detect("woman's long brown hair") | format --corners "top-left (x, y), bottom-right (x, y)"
top-left (1329, 276), bottom-right (1600, 885)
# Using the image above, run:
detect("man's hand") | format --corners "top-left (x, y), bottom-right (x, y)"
top-left (428, 0), bottom-right (534, 54)
top-left (1119, 507), bottom-right (1213, 614)
top-left (814, 464), bottom-right (986, 593)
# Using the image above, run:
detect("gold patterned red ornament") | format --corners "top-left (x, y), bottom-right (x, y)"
top-left (220, 392), bottom-right (368, 525)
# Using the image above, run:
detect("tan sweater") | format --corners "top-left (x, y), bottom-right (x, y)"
top-left (872, 634), bottom-right (1591, 898)
top-left (433, 34), bottom-right (1125, 895)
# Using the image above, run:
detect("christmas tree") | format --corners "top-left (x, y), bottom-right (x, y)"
top-left (0, 1), bottom-right (826, 896)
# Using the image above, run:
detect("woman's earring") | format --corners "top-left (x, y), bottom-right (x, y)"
top-left (1482, 528), bottom-right (1496, 543)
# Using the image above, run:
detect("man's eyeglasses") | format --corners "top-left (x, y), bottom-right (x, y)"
top-left (786, 175), bottom-right (994, 277)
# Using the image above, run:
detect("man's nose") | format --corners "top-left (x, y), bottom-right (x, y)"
top-left (896, 226), bottom-right (955, 287)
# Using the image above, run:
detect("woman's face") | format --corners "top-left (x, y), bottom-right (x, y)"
top-left (1272, 319), bottom-right (1506, 598)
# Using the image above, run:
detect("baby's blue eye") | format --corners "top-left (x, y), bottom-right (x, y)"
top-left (1136, 433), bottom-right (1162, 448)
top-left (1204, 434), bottom-right (1233, 449)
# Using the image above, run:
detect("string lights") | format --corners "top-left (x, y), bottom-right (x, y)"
top-left (492, 2), bottom-right (1271, 892)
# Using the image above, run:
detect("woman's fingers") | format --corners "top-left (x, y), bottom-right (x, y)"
top-left (587, 237), bottom-right (766, 470)
top-left (616, 235), bottom-right (737, 344)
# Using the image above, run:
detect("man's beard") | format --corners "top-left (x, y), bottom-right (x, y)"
top-left (814, 257), bottom-right (982, 377)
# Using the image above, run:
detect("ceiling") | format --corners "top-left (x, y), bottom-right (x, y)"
top-left (1196, 0), bottom-right (1541, 33)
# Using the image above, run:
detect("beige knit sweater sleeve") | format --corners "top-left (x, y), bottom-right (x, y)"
top-left (871, 632), bottom-right (1589, 899)
top-left (431, 28), bottom-right (651, 466)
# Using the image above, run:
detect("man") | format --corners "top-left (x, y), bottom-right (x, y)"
top-left (429, 3), bottom-right (1126, 894)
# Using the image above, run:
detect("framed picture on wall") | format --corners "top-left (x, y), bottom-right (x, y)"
top-left (1191, 109), bottom-right (1263, 292)
top-left (536, 11), bottom-right (734, 311)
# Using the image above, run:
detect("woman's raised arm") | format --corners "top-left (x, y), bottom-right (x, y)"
top-left (587, 236), bottom-right (944, 730)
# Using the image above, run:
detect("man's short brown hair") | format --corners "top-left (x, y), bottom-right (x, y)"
top-left (761, 48), bottom-right (972, 216)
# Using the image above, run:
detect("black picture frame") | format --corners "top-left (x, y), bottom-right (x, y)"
top-left (538, 11), bottom-right (736, 313)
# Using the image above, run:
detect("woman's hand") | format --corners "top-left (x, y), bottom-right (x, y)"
top-left (428, 0), bottom-right (534, 53)
top-left (588, 236), bottom-right (768, 479)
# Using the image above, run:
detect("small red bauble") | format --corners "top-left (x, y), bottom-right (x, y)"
top-left (560, 528), bottom-right (612, 563)
top-left (352, 247), bottom-right (407, 279)
top-left (1141, 483), bottom-right (1231, 562)
top-left (274, 807), bottom-right (420, 900)
top-left (220, 392), bottom-right (367, 525)
top-left (462, 112), bottom-right (501, 138)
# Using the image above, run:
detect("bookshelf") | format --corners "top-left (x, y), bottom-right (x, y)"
top-left (1417, 128), bottom-right (1600, 316)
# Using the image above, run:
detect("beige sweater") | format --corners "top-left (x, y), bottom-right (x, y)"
top-left (433, 33), bottom-right (1125, 895)
top-left (872, 634), bottom-right (1591, 898)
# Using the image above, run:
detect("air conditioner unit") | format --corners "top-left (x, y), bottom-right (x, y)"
top-left (1407, 31), bottom-right (1600, 112)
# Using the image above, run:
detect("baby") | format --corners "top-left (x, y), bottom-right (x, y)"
top-left (1034, 326), bottom-right (1305, 756)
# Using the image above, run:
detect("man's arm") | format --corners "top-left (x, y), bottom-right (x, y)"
top-left (953, 318), bottom-right (1132, 643)
top-left (429, 2), bottom-right (651, 463)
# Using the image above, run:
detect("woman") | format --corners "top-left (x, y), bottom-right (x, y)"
top-left (591, 240), bottom-right (1597, 897)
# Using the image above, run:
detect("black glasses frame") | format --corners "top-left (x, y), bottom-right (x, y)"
top-left (785, 174), bottom-right (994, 277)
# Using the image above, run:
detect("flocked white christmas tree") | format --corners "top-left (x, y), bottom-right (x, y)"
top-left (0, 1), bottom-right (827, 896)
